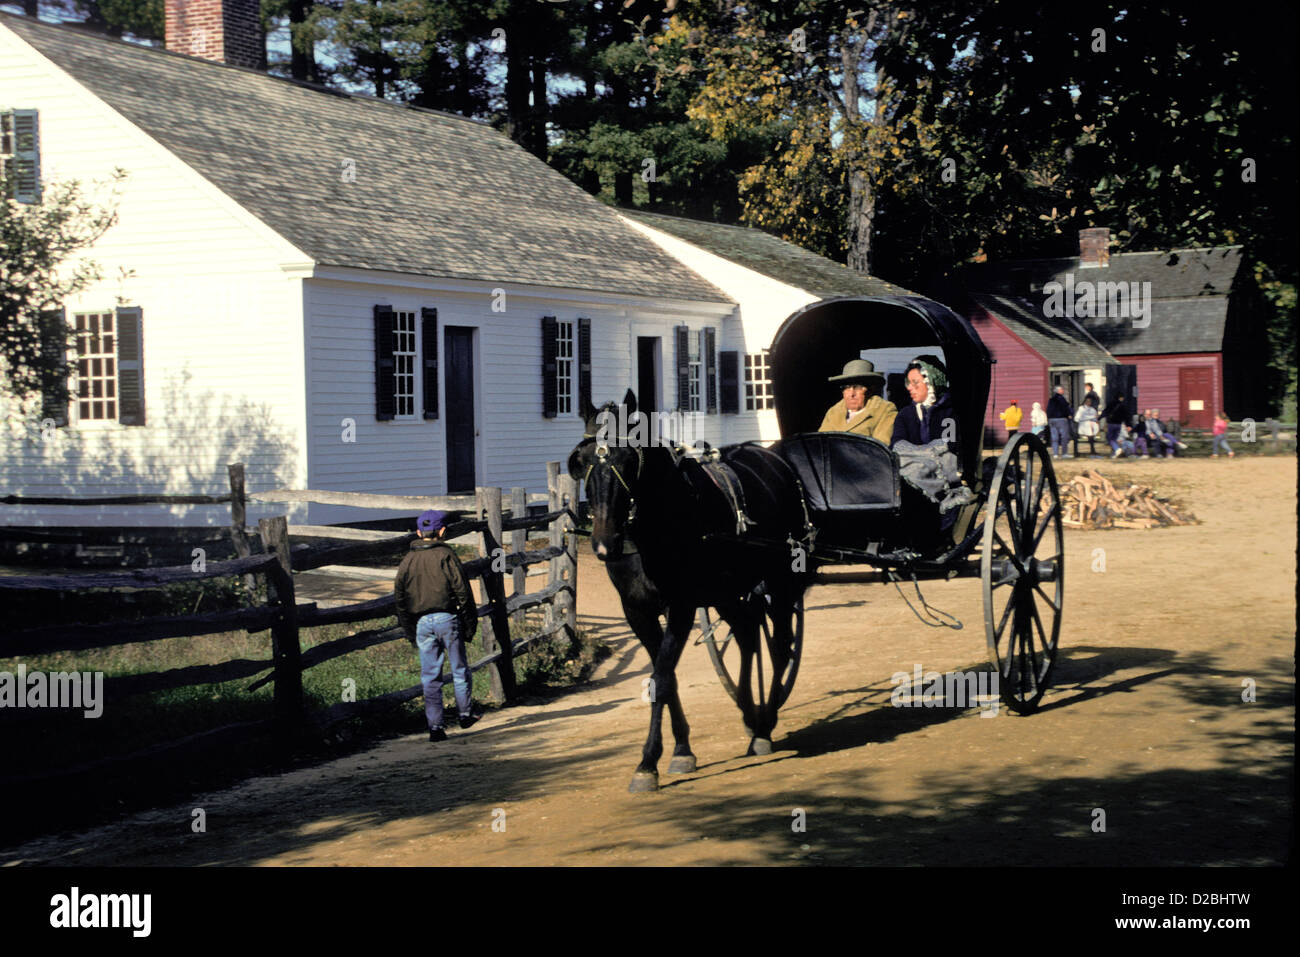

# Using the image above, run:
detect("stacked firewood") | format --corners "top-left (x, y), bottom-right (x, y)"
top-left (1056, 469), bottom-right (1196, 528)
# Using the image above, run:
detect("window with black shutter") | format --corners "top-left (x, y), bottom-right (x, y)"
top-left (675, 325), bottom-right (689, 411)
top-left (373, 305), bottom-right (396, 421)
top-left (115, 306), bottom-right (144, 426)
top-left (1, 109), bottom-right (40, 204)
top-left (704, 327), bottom-right (717, 414)
top-left (421, 307), bottom-right (439, 419)
top-left (39, 307), bottom-right (68, 427)
top-left (577, 317), bottom-right (592, 412)
top-left (541, 315), bottom-right (559, 418)
top-left (719, 350), bottom-right (739, 414)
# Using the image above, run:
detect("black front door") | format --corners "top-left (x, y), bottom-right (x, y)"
top-left (445, 327), bottom-right (475, 493)
top-left (637, 336), bottom-right (659, 412)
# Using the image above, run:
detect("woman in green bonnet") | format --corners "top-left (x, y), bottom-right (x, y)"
top-left (891, 354), bottom-right (958, 455)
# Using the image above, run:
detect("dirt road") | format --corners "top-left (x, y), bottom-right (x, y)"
top-left (4, 456), bottom-right (1293, 866)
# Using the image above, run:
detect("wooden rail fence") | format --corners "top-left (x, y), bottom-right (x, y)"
top-left (1, 463), bottom-right (582, 782)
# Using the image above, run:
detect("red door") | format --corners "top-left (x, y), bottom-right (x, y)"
top-left (1178, 367), bottom-right (1214, 428)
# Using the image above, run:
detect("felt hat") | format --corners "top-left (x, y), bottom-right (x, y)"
top-left (828, 358), bottom-right (885, 387)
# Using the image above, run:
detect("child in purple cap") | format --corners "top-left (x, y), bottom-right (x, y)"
top-left (394, 509), bottom-right (479, 740)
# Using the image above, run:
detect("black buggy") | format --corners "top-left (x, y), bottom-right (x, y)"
top-left (695, 295), bottom-right (1066, 717)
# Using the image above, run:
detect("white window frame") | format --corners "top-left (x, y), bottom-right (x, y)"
top-left (393, 309), bottom-right (417, 418)
top-left (70, 310), bottom-right (118, 427)
top-left (556, 318), bottom-right (575, 415)
top-left (744, 349), bottom-right (774, 411)
top-left (688, 331), bottom-right (703, 413)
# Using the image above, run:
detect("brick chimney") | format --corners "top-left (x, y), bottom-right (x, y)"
top-left (1078, 227), bottom-right (1110, 268)
top-left (165, 0), bottom-right (266, 70)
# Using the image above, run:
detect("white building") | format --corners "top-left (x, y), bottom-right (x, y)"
top-left (0, 5), bottom-right (911, 529)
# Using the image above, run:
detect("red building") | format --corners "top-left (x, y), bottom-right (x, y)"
top-left (954, 229), bottom-right (1265, 442)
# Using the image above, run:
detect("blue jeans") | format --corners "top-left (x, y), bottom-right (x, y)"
top-left (415, 612), bottom-right (473, 730)
top-left (1211, 434), bottom-right (1232, 454)
top-left (1106, 423), bottom-right (1122, 451)
top-left (1048, 418), bottom-right (1070, 455)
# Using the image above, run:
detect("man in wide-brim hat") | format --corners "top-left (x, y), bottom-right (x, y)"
top-left (817, 358), bottom-right (898, 442)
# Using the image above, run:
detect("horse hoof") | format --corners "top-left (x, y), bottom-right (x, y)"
top-left (667, 754), bottom-right (697, 774)
top-left (628, 771), bottom-right (659, 793)
top-left (748, 737), bottom-right (773, 756)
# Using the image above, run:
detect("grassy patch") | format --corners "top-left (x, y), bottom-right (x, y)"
top-left (0, 586), bottom-right (608, 845)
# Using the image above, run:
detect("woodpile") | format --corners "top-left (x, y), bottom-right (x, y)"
top-left (1056, 470), bottom-right (1196, 529)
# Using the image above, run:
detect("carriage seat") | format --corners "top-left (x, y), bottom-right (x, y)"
top-left (774, 432), bottom-right (901, 513)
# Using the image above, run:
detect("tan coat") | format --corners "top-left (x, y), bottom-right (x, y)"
top-left (818, 395), bottom-right (897, 442)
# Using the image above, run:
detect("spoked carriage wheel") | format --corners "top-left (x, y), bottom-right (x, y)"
top-left (980, 432), bottom-right (1064, 714)
top-left (696, 586), bottom-right (804, 729)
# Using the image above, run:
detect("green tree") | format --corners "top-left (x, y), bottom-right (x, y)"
top-left (1, 169), bottom-right (125, 423)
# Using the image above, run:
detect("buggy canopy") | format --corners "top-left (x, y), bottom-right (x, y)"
top-left (768, 295), bottom-right (993, 479)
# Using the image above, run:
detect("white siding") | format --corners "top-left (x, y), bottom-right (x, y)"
top-left (0, 28), bottom-right (310, 527)
top-left (619, 214), bottom-right (819, 443)
top-left (303, 276), bottom-right (733, 524)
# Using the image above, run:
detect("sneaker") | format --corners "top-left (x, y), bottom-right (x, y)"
top-left (1177, 442), bottom-right (1189, 450)
top-left (1112, 447), bottom-right (1123, 458)
top-left (1141, 454), bottom-right (1149, 458)
top-left (1228, 451), bottom-right (1235, 458)
top-left (1063, 453), bottom-right (1074, 458)
top-left (458, 713), bottom-right (480, 730)
top-left (428, 727), bottom-right (447, 742)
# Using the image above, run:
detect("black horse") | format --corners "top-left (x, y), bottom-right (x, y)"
top-left (568, 391), bottom-right (811, 792)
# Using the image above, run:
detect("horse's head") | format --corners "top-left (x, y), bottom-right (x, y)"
top-left (569, 390), bottom-right (647, 562)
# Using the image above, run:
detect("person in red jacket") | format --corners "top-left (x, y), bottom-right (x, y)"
top-left (394, 509), bottom-right (480, 741)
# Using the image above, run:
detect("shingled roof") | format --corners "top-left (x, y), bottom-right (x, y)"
top-left (971, 293), bottom-right (1113, 366)
top-left (621, 209), bottom-right (917, 299)
top-left (2, 14), bottom-right (731, 304)
top-left (961, 245), bottom-right (1244, 357)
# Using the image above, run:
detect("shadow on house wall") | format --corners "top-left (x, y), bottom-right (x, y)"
top-left (1, 370), bottom-right (299, 532)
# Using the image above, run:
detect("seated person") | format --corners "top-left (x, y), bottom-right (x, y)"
top-left (890, 355), bottom-right (973, 528)
top-left (891, 355), bottom-right (958, 456)
top-left (818, 359), bottom-right (897, 442)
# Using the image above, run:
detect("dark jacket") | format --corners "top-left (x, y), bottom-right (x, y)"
top-left (1083, 389), bottom-right (1101, 409)
top-left (394, 539), bottom-right (476, 641)
top-left (1046, 393), bottom-right (1072, 420)
top-left (1102, 398), bottom-right (1129, 425)
top-left (891, 391), bottom-right (958, 455)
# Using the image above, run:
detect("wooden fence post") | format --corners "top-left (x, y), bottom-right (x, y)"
top-left (1266, 417), bottom-right (1279, 453)
top-left (475, 487), bottom-right (516, 703)
top-left (228, 463), bottom-right (257, 595)
top-left (545, 462), bottom-right (561, 637)
top-left (510, 486), bottom-right (527, 634)
top-left (258, 515), bottom-right (303, 723)
top-left (558, 474), bottom-right (579, 642)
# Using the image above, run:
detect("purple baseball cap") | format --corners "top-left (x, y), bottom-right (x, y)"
top-left (417, 509), bottom-right (448, 533)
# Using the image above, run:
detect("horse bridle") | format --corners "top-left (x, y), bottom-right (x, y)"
top-left (581, 435), bottom-right (645, 524)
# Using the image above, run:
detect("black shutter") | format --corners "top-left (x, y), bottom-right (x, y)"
top-left (115, 306), bottom-right (144, 426)
top-left (374, 305), bottom-right (396, 421)
top-left (675, 324), bottom-right (689, 411)
top-left (39, 307), bottom-right (68, 427)
top-left (720, 350), bottom-right (740, 415)
top-left (421, 307), bottom-right (439, 419)
top-left (704, 328), bottom-right (717, 414)
top-left (577, 316), bottom-right (592, 411)
top-left (541, 315), bottom-right (558, 418)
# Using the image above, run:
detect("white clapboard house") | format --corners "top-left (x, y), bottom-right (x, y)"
top-left (0, 4), bottom-right (911, 528)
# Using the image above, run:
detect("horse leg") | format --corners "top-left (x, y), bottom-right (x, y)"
top-left (754, 586), bottom-right (794, 748)
top-left (624, 604), bottom-right (696, 778)
top-left (629, 601), bottom-right (693, 793)
top-left (723, 599), bottom-right (770, 756)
